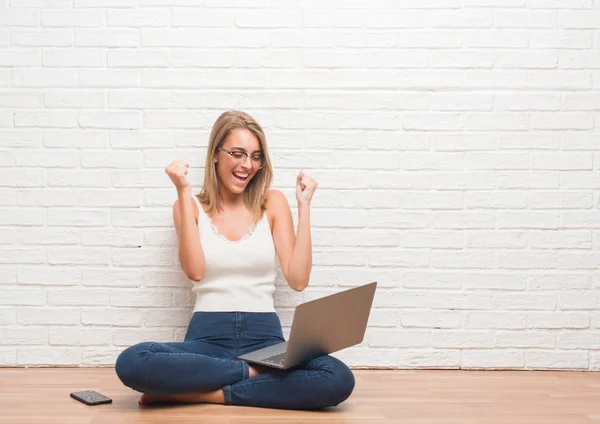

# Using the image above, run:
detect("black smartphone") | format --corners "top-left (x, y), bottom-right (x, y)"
top-left (70, 390), bottom-right (112, 406)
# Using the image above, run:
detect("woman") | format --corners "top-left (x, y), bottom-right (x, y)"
top-left (115, 110), bottom-right (355, 410)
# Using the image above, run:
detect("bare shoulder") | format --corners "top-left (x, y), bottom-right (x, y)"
top-left (265, 189), bottom-right (290, 226)
top-left (265, 189), bottom-right (289, 212)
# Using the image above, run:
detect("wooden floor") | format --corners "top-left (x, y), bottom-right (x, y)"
top-left (2, 368), bottom-right (600, 423)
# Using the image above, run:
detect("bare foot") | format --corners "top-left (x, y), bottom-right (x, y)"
top-left (248, 364), bottom-right (269, 378)
top-left (139, 393), bottom-right (169, 405)
top-left (139, 390), bottom-right (225, 405)
top-left (248, 365), bottom-right (259, 378)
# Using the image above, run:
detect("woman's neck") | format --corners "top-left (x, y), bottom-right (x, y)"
top-left (217, 187), bottom-right (245, 211)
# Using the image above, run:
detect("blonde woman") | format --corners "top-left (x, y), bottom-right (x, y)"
top-left (115, 111), bottom-right (355, 410)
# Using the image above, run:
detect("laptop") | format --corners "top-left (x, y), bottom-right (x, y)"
top-left (237, 282), bottom-right (377, 369)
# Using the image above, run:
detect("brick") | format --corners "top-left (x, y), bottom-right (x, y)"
top-left (44, 130), bottom-right (108, 148)
top-left (79, 69), bottom-right (141, 88)
top-left (368, 328), bottom-right (430, 348)
top-left (398, 192), bottom-right (463, 209)
top-left (81, 151), bottom-right (141, 168)
top-left (112, 328), bottom-right (174, 346)
top-left (0, 248), bottom-right (45, 264)
top-left (433, 172), bottom-right (496, 190)
top-left (0, 92), bottom-right (43, 107)
top-left (172, 9), bottom-right (236, 27)
top-left (402, 271), bottom-right (461, 290)
top-left (433, 251), bottom-right (495, 269)
top-left (17, 308), bottom-right (80, 325)
top-left (530, 313), bottom-right (589, 329)
top-left (498, 252), bottom-right (558, 269)
top-left (47, 209), bottom-right (108, 227)
top-left (1, 327), bottom-right (47, 345)
top-left (465, 192), bottom-right (528, 209)
top-left (0, 269), bottom-right (17, 285)
top-left (467, 312), bottom-right (526, 329)
top-left (11, 29), bottom-right (72, 47)
top-left (42, 10), bottom-right (103, 27)
top-left (495, 331), bottom-right (555, 348)
top-left (76, 29), bottom-right (139, 47)
top-left (465, 232), bottom-right (518, 253)
top-left (0, 309), bottom-right (17, 325)
top-left (432, 331), bottom-right (494, 349)
top-left (497, 212), bottom-right (559, 229)
top-left (16, 149), bottom-right (79, 167)
top-left (561, 11), bottom-right (600, 29)
top-left (109, 91), bottom-right (170, 109)
top-left (111, 248), bottom-right (172, 267)
top-left (47, 248), bottom-right (109, 266)
top-left (49, 327), bottom-right (111, 346)
top-left (82, 269), bottom-right (142, 287)
top-left (81, 308), bottom-right (144, 326)
top-left (18, 267), bottom-right (80, 285)
top-left (462, 350), bottom-right (525, 370)
top-left (108, 9), bottom-right (169, 27)
top-left (464, 272), bottom-right (527, 290)
top-left (45, 90), bottom-right (106, 107)
top-left (526, 350), bottom-right (588, 370)
top-left (17, 347), bottom-right (81, 365)
top-left (531, 31), bottom-right (592, 49)
top-left (401, 311), bottom-right (462, 329)
top-left (529, 273), bottom-right (592, 290)
top-left (498, 133), bottom-right (560, 149)
top-left (433, 211), bottom-right (495, 229)
top-left (108, 49), bottom-right (169, 67)
top-left (430, 294), bottom-right (492, 310)
top-left (495, 294), bottom-right (556, 310)
top-left (0, 288), bottom-right (45, 305)
top-left (495, 10), bottom-right (557, 28)
top-left (15, 110), bottom-right (77, 127)
top-left (531, 231), bottom-right (592, 249)
top-left (498, 171), bottom-right (559, 189)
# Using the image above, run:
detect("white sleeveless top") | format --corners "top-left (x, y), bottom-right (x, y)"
top-left (190, 195), bottom-right (277, 313)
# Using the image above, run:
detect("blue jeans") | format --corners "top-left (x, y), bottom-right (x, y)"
top-left (115, 311), bottom-right (355, 410)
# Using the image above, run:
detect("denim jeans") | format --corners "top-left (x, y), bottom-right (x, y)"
top-left (115, 311), bottom-right (355, 410)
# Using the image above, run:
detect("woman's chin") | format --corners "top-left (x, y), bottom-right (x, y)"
top-left (228, 182), bottom-right (246, 194)
top-left (231, 176), bottom-right (252, 191)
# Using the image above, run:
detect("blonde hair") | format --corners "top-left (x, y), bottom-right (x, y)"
top-left (197, 110), bottom-right (273, 223)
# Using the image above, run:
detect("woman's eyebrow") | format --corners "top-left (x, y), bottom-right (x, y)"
top-left (230, 147), bottom-right (262, 153)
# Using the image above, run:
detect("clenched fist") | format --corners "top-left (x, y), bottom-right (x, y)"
top-left (165, 159), bottom-right (191, 193)
top-left (296, 170), bottom-right (318, 206)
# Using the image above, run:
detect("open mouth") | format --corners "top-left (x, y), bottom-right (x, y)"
top-left (232, 171), bottom-right (249, 184)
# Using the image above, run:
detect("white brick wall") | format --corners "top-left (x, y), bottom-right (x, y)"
top-left (1, 0), bottom-right (599, 370)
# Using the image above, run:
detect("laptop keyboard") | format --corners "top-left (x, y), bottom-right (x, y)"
top-left (263, 352), bottom-right (287, 366)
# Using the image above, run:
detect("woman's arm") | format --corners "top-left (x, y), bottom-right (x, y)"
top-left (166, 160), bottom-right (206, 281)
top-left (173, 192), bottom-right (206, 281)
top-left (269, 171), bottom-right (318, 292)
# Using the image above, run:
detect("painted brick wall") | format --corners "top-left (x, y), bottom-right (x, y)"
top-left (1, 0), bottom-right (599, 370)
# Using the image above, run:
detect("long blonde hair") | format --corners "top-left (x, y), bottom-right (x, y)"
top-left (197, 110), bottom-right (273, 223)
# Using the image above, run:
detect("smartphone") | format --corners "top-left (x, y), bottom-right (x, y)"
top-left (70, 390), bottom-right (112, 406)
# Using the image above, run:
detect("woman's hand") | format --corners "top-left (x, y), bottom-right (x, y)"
top-left (295, 170), bottom-right (318, 206)
top-left (165, 159), bottom-right (191, 194)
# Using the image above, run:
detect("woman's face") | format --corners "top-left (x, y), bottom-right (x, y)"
top-left (214, 128), bottom-right (263, 195)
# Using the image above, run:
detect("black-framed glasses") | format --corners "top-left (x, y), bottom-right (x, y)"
top-left (218, 146), bottom-right (264, 169)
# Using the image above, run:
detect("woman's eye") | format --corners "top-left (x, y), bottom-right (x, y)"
top-left (251, 156), bottom-right (262, 161)
top-left (232, 152), bottom-right (245, 159)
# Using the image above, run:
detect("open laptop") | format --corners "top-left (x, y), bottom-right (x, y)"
top-left (237, 282), bottom-right (377, 369)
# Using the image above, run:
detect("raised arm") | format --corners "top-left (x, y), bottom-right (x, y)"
top-left (269, 171), bottom-right (318, 292)
top-left (166, 160), bottom-right (206, 281)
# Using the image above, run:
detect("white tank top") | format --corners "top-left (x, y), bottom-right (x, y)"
top-left (190, 195), bottom-right (277, 313)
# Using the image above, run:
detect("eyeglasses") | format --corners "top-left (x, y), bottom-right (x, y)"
top-left (218, 146), bottom-right (264, 169)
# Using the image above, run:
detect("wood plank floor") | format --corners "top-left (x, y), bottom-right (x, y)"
top-left (1, 368), bottom-right (600, 423)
